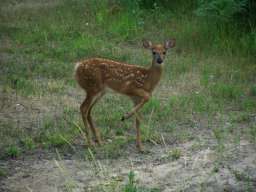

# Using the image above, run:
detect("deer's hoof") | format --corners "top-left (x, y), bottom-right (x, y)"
top-left (121, 116), bottom-right (125, 121)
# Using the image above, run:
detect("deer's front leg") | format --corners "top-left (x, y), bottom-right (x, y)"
top-left (121, 89), bottom-right (150, 121)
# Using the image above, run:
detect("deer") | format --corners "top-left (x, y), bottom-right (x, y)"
top-left (74, 39), bottom-right (176, 151)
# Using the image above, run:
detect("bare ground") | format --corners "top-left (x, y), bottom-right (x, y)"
top-left (1, 133), bottom-right (256, 191)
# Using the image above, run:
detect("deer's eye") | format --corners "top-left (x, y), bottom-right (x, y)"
top-left (163, 52), bottom-right (166, 55)
top-left (152, 51), bottom-right (156, 55)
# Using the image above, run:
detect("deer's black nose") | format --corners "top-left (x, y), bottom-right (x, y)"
top-left (157, 58), bottom-right (163, 64)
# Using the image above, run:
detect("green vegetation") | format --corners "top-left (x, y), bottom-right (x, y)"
top-left (168, 148), bottom-right (182, 160)
top-left (0, 167), bottom-right (7, 178)
top-left (0, 0), bottom-right (255, 173)
top-left (4, 145), bottom-right (21, 158)
top-left (21, 137), bottom-right (36, 150)
top-left (124, 171), bottom-right (160, 192)
top-left (232, 169), bottom-right (255, 191)
top-left (124, 171), bottom-right (138, 192)
top-left (0, 1), bottom-right (256, 191)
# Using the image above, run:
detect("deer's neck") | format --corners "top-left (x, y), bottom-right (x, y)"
top-left (146, 63), bottom-right (163, 91)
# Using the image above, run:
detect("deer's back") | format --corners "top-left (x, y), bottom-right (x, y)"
top-left (75, 58), bottom-right (149, 93)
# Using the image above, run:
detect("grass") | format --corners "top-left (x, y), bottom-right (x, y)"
top-left (20, 137), bottom-right (36, 150)
top-left (123, 171), bottom-right (160, 192)
top-left (232, 169), bottom-right (255, 192)
top-left (4, 145), bottom-right (21, 158)
top-left (0, 167), bottom-right (7, 178)
top-left (0, 0), bottom-right (255, 187)
top-left (0, 1), bottom-right (255, 191)
top-left (168, 148), bottom-right (182, 160)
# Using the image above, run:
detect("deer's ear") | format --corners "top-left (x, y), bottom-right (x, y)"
top-left (142, 39), bottom-right (152, 49)
top-left (164, 39), bottom-right (176, 49)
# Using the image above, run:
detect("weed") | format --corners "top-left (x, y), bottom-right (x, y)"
top-left (55, 149), bottom-right (78, 192)
top-left (168, 148), bottom-right (181, 160)
top-left (97, 136), bottom-right (128, 158)
top-left (175, 129), bottom-right (194, 143)
top-left (213, 128), bottom-right (225, 154)
top-left (141, 122), bottom-right (161, 145)
top-left (210, 83), bottom-right (243, 100)
top-left (21, 137), bottom-right (35, 150)
top-left (249, 85), bottom-right (256, 96)
top-left (143, 98), bottom-right (161, 113)
top-left (124, 171), bottom-right (137, 192)
top-left (0, 168), bottom-right (7, 177)
top-left (123, 171), bottom-right (160, 192)
top-left (241, 98), bottom-right (256, 111)
top-left (212, 165), bottom-right (219, 173)
top-left (232, 169), bottom-right (255, 191)
top-left (213, 128), bottom-right (224, 142)
top-left (5, 145), bottom-right (21, 158)
top-left (46, 133), bottom-right (68, 148)
top-left (249, 125), bottom-right (256, 143)
top-left (230, 112), bottom-right (251, 123)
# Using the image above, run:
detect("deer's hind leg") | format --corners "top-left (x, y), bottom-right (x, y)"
top-left (87, 90), bottom-right (105, 145)
top-left (80, 90), bottom-right (101, 146)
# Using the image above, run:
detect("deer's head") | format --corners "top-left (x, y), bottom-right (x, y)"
top-left (143, 39), bottom-right (176, 66)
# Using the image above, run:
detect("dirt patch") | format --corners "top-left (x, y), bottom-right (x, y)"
top-left (1, 139), bottom-right (255, 192)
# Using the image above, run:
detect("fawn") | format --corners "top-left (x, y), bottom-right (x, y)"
top-left (75, 39), bottom-right (176, 151)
